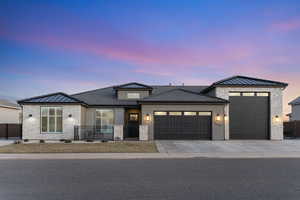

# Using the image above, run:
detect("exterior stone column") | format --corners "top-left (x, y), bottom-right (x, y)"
top-left (114, 125), bottom-right (123, 140)
top-left (139, 125), bottom-right (149, 141)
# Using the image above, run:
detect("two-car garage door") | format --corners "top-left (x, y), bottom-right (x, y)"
top-left (154, 111), bottom-right (212, 140)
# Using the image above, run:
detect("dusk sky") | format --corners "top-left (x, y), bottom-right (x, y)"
top-left (1, 0), bottom-right (300, 115)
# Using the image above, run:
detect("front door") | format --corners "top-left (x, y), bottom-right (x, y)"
top-left (127, 113), bottom-right (139, 138)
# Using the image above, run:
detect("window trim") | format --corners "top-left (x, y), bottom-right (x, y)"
top-left (40, 106), bottom-right (63, 134)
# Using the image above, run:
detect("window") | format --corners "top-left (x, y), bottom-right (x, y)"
top-left (257, 92), bottom-right (269, 96)
top-left (129, 113), bottom-right (139, 121)
top-left (154, 111), bottom-right (167, 116)
top-left (41, 107), bottom-right (63, 133)
top-left (184, 112), bottom-right (197, 116)
top-left (229, 92), bottom-right (241, 96)
top-left (95, 110), bottom-right (114, 134)
top-left (127, 93), bottom-right (140, 99)
top-left (169, 112), bottom-right (182, 116)
top-left (198, 112), bottom-right (212, 116)
top-left (242, 92), bottom-right (255, 96)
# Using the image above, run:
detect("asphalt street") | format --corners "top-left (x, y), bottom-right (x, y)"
top-left (0, 158), bottom-right (300, 200)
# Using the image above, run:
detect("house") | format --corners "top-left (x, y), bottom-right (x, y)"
top-left (288, 97), bottom-right (300, 121)
top-left (18, 75), bottom-right (288, 141)
top-left (0, 99), bottom-right (21, 124)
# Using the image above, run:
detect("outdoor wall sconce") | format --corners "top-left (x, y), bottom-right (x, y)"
top-left (28, 114), bottom-right (32, 118)
top-left (68, 114), bottom-right (72, 118)
top-left (274, 115), bottom-right (281, 123)
top-left (224, 114), bottom-right (228, 121)
top-left (145, 114), bottom-right (151, 121)
top-left (215, 114), bottom-right (221, 122)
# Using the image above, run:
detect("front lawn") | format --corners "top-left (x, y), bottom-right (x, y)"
top-left (0, 141), bottom-right (158, 153)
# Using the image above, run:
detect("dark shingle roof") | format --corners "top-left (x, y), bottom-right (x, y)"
top-left (139, 88), bottom-right (228, 103)
top-left (18, 93), bottom-right (85, 105)
top-left (289, 97), bottom-right (300, 105)
top-left (71, 85), bottom-right (208, 106)
top-left (202, 75), bottom-right (288, 93)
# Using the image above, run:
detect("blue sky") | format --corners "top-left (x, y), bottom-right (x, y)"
top-left (1, 0), bottom-right (300, 114)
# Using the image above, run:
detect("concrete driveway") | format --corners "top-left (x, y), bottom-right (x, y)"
top-left (0, 140), bottom-right (14, 147)
top-left (156, 140), bottom-right (300, 154)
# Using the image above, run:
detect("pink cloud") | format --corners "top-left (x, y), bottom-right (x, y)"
top-left (271, 18), bottom-right (300, 32)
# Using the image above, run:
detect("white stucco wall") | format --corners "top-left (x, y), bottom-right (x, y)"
top-left (214, 87), bottom-right (285, 140)
top-left (291, 105), bottom-right (300, 121)
top-left (0, 107), bottom-right (21, 124)
top-left (22, 104), bottom-right (85, 140)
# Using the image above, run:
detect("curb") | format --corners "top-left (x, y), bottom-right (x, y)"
top-left (1, 152), bottom-right (300, 160)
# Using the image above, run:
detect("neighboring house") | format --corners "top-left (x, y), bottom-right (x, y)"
top-left (0, 99), bottom-right (21, 124)
top-left (288, 97), bottom-right (300, 121)
top-left (18, 75), bottom-right (288, 141)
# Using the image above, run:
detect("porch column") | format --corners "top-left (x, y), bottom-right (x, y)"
top-left (114, 108), bottom-right (125, 140)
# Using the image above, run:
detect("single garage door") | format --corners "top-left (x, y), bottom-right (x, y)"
top-left (154, 111), bottom-right (212, 140)
top-left (229, 92), bottom-right (270, 139)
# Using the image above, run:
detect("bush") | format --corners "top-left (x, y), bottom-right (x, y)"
top-left (39, 140), bottom-right (45, 144)
top-left (64, 140), bottom-right (72, 143)
top-left (101, 140), bottom-right (108, 143)
top-left (59, 139), bottom-right (65, 142)
top-left (86, 139), bottom-right (94, 142)
top-left (23, 139), bottom-right (29, 142)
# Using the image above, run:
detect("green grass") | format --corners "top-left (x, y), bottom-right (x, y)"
top-left (0, 142), bottom-right (158, 153)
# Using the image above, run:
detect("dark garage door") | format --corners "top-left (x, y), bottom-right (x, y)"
top-left (229, 92), bottom-right (269, 139)
top-left (154, 112), bottom-right (212, 140)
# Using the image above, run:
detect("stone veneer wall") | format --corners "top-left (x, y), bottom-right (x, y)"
top-left (22, 105), bottom-right (84, 140)
top-left (214, 87), bottom-right (284, 140)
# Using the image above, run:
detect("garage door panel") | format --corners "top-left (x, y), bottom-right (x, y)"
top-left (230, 96), bottom-right (269, 139)
top-left (154, 115), bottom-right (211, 140)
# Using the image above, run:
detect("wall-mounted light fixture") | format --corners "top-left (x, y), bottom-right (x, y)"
top-left (274, 115), bottom-right (281, 123)
top-left (145, 114), bottom-right (151, 121)
top-left (68, 114), bottom-right (72, 118)
top-left (215, 114), bottom-right (221, 122)
top-left (224, 114), bottom-right (228, 121)
top-left (28, 114), bottom-right (33, 118)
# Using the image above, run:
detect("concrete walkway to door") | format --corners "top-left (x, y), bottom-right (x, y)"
top-left (156, 140), bottom-right (300, 154)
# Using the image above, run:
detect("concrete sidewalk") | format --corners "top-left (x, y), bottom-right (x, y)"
top-left (1, 152), bottom-right (300, 159)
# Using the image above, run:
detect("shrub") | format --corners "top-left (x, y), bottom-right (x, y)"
top-left (39, 140), bottom-right (45, 144)
top-left (86, 139), bottom-right (94, 142)
top-left (59, 139), bottom-right (65, 142)
top-left (64, 140), bottom-right (72, 143)
top-left (23, 139), bottom-right (29, 142)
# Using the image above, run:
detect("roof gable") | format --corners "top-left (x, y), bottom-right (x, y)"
top-left (113, 82), bottom-right (152, 90)
top-left (202, 75), bottom-right (288, 93)
top-left (18, 92), bottom-right (84, 104)
top-left (289, 97), bottom-right (300, 105)
top-left (139, 88), bottom-right (228, 103)
top-left (215, 76), bottom-right (288, 86)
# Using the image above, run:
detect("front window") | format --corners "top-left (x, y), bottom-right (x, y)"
top-left (95, 110), bottom-right (114, 134)
top-left (169, 112), bottom-right (182, 116)
top-left (129, 113), bottom-right (139, 121)
top-left (127, 93), bottom-right (140, 99)
top-left (41, 107), bottom-right (63, 133)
